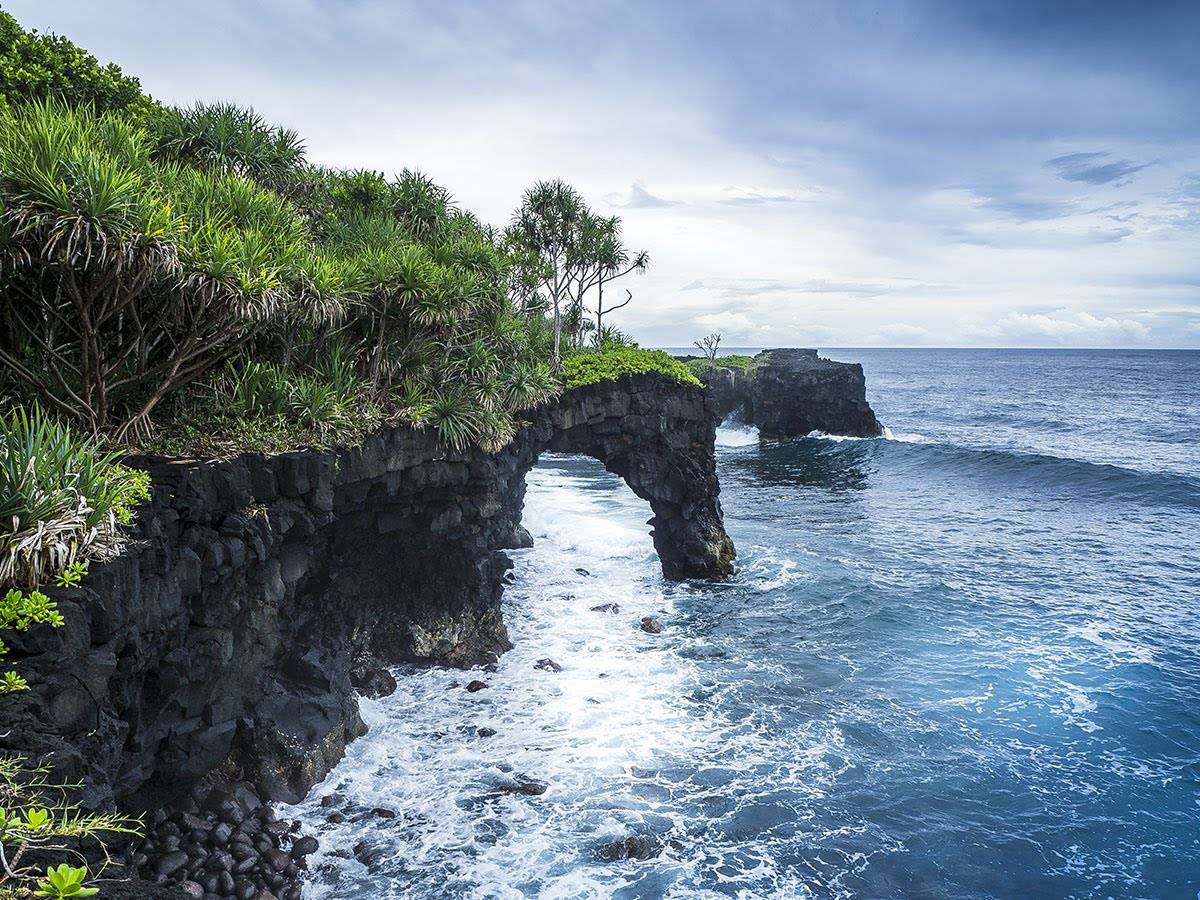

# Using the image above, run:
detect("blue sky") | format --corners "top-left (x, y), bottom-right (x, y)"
top-left (9, 0), bottom-right (1199, 347)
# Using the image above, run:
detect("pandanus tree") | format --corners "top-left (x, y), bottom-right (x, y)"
top-left (314, 173), bottom-right (554, 449)
top-left (153, 102), bottom-right (307, 191)
top-left (510, 182), bottom-right (648, 364)
top-left (0, 101), bottom-right (323, 438)
top-left (0, 93), bottom-right (556, 452)
top-left (568, 214), bottom-right (648, 349)
top-left (510, 179), bottom-right (588, 370)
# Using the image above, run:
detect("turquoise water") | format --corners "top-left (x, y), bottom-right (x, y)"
top-left (289, 349), bottom-right (1200, 899)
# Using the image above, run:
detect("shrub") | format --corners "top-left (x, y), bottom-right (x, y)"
top-left (0, 100), bottom-right (323, 438)
top-left (0, 756), bottom-right (139, 897)
top-left (0, 11), bottom-right (155, 120)
top-left (562, 349), bottom-right (702, 389)
top-left (152, 102), bottom-right (306, 188)
top-left (686, 354), bottom-right (756, 375)
top-left (0, 587), bottom-right (64, 695)
top-left (0, 407), bottom-right (150, 590)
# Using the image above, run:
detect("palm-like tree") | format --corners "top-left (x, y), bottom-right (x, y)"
top-left (0, 101), bottom-right (316, 438)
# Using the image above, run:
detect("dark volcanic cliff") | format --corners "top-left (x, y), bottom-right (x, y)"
top-left (695, 348), bottom-right (882, 438)
top-left (0, 373), bottom-right (734, 815)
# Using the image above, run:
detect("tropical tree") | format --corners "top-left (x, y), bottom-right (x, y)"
top-left (510, 180), bottom-right (589, 369)
top-left (571, 214), bottom-right (648, 348)
top-left (509, 183), bottom-right (648, 365)
top-left (152, 102), bottom-right (306, 189)
top-left (0, 100), bottom-right (316, 438)
top-left (0, 10), bottom-right (155, 119)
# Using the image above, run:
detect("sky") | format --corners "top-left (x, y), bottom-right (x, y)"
top-left (8, 0), bottom-right (1200, 348)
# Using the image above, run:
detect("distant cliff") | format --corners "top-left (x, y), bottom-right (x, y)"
top-left (689, 348), bottom-right (883, 438)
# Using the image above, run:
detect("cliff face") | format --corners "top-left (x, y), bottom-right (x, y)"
top-left (749, 349), bottom-right (882, 438)
top-left (694, 349), bottom-right (883, 438)
top-left (0, 374), bottom-right (733, 813)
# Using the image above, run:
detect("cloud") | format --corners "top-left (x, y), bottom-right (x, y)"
top-left (1046, 152), bottom-right (1151, 185)
top-left (978, 193), bottom-right (1074, 222)
top-left (718, 186), bottom-right (803, 206)
top-left (616, 182), bottom-right (682, 209)
top-left (7, 0), bottom-right (1199, 348)
top-left (871, 323), bottom-right (931, 343)
top-left (683, 277), bottom-right (890, 298)
top-left (981, 311), bottom-right (1150, 345)
top-left (694, 311), bottom-right (771, 334)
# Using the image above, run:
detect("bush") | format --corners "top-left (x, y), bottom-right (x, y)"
top-left (562, 349), bottom-right (702, 389)
top-left (0, 11), bottom-right (156, 120)
top-left (0, 100), bottom-right (319, 438)
top-left (152, 102), bottom-right (306, 188)
top-left (0, 407), bottom-right (150, 590)
top-left (686, 354), bottom-right (756, 375)
top-left (0, 755), bottom-right (139, 897)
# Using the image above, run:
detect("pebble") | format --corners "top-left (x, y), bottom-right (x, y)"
top-left (135, 782), bottom-right (319, 900)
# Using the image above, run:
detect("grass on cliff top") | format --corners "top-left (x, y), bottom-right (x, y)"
top-left (563, 349), bottom-right (702, 389)
top-left (686, 355), bottom-right (756, 375)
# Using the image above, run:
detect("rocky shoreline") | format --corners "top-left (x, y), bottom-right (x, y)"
top-left (1, 357), bottom-right (879, 898)
top-left (132, 782), bottom-right (315, 900)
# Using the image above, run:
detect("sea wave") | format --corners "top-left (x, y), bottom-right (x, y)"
top-left (799, 432), bottom-right (1200, 509)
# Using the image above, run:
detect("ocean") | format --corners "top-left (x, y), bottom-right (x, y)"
top-left (284, 349), bottom-right (1200, 899)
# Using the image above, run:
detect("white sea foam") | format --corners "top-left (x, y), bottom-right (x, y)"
top-left (281, 457), bottom-right (857, 898)
top-left (715, 423), bottom-right (760, 447)
top-left (803, 430), bottom-right (864, 442)
top-left (881, 426), bottom-right (929, 443)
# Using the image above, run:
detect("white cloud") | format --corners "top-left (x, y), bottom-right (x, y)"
top-left (980, 311), bottom-right (1151, 346)
top-left (7, 0), bottom-right (1199, 348)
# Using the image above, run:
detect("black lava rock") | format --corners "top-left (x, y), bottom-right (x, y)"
top-left (640, 617), bottom-right (664, 634)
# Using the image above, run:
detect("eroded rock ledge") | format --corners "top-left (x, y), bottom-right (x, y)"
top-left (693, 348), bottom-right (883, 438)
top-left (0, 373), bottom-right (733, 820)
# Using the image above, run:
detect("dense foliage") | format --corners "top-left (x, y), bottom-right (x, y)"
top-left (0, 407), bottom-right (149, 590)
top-left (0, 97), bottom-right (556, 448)
top-left (0, 10), bottom-right (155, 119)
top-left (0, 9), bottom-right (690, 460)
top-left (563, 349), bottom-right (702, 389)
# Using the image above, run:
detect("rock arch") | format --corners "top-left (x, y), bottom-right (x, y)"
top-left (503, 373), bottom-right (737, 581)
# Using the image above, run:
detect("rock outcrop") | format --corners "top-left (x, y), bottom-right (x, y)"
top-left (691, 348), bottom-right (882, 438)
top-left (0, 373), bottom-right (733, 824)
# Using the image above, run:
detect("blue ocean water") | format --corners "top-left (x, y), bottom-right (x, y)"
top-left (287, 349), bottom-right (1200, 899)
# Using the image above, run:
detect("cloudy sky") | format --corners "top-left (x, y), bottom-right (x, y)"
top-left (10, 0), bottom-right (1199, 347)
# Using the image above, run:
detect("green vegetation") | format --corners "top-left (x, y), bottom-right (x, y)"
top-left (0, 12), bottom-right (698, 460)
top-left (0, 588), bottom-right (63, 695)
top-left (563, 349), bottom-right (702, 389)
top-left (0, 10), bottom-right (156, 120)
top-left (686, 354), bottom-right (756, 375)
top-left (0, 408), bottom-right (149, 590)
top-left (0, 12), bottom-right (713, 896)
top-left (0, 756), bottom-right (139, 898)
top-left (507, 179), bottom-right (648, 368)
